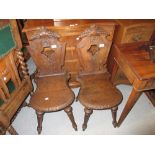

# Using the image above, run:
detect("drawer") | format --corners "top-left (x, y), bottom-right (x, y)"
top-left (133, 78), bottom-right (155, 91)
top-left (121, 25), bottom-right (155, 44)
top-left (145, 78), bottom-right (155, 90)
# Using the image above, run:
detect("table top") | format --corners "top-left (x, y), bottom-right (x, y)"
top-left (118, 49), bottom-right (155, 80)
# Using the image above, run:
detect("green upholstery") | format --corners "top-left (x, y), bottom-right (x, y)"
top-left (0, 99), bottom-right (4, 106)
top-left (7, 80), bottom-right (15, 94)
top-left (0, 80), bottom-right (15, 107)
top-left (0, 24), bottom-right (16, 58)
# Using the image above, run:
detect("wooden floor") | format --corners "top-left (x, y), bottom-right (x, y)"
top-left (10, 58), bottom-right (155, 135)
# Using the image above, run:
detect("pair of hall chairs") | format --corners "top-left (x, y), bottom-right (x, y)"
top-left (28, 25), bottom-right (122, 134)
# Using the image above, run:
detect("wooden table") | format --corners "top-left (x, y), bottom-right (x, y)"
top-left (111, 45), bottom-right (155, 126)
top-left (107, 19), bottom-right (155, 107)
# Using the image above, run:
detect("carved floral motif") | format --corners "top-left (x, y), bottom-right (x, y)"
top-left (78, 24), bottom-right (109, 39)
top-left (30, 26), bottom-right (60, 41)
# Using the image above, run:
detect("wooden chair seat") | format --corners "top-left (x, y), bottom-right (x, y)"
top-left (78, 73), bottom-right (122, 110)
top-left (30, 75), bottom-right (74, 112)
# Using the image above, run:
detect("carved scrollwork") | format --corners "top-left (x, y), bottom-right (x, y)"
top-left (77, 25), bottom-right (111, 73)
top-left (77, 25), bottom-right (109, 50)
top-left (78, 24), bottom-right (110, 39)
top-left (30, 26), bottom-right (60, 41)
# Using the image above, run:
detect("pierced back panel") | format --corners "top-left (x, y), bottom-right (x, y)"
top-left (77, 25), bottom-right (113, 75)
top-left (28, 27), bottom-right (66, 76)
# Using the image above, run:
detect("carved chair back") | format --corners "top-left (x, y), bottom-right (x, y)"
top-left (28, 27), bottom-right (66, 76)
top-left (77, 25), bottom-right (113, 75)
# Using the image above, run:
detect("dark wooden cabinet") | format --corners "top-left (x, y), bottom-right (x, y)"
top-left (0, 20), bottom-right (32, 134)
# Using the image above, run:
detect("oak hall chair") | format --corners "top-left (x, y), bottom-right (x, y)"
top-left (0, 20), bottom-right (33, 135)
top-left (28, 27), bottom-right (77, 134)
top-left (76, 25), bottom-right (123, 131)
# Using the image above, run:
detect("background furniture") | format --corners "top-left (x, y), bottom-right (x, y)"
top-left (76, 25), bottom-right (122, 130)
top-left (108, 19), bottom-right (155, 75)
top-left (28, 27), bottom-right (77, 134)
top-left (0, 20), bottom-right (32, 135)
top-left (108, 20), bottom-right (155, 106)
top-left (109, 19), bottom-right (155, 126)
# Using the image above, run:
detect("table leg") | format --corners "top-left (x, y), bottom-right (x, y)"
top-left (111, 59), bottom-right (119, 84)
top-left (117, 88), bottom-right (142, 127)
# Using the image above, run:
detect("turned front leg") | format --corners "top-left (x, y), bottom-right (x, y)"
top-left (82, 108), bottom-right (93, 131)
top-left (64, 106), bottom-right (77, 131)
top-left (36, 111), bottom-right (44, 134)
top-left (111, 106), bottom-right (118, 128)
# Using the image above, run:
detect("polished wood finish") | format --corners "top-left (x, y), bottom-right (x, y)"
top-left (23, 19), bottom-right (116, 88)
top-left (28, 28), bottom-right (77, 134)
top-left (76, 25), bottom-right (123, 130)
top-left (111, 47), bottom-right (155, 126)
